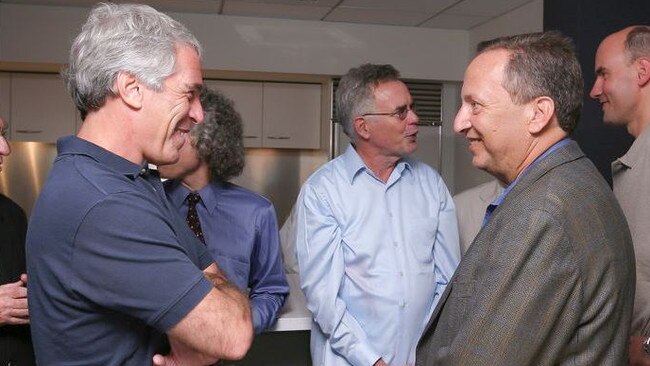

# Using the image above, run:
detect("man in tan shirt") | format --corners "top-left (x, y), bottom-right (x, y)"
top-left (591, 25), bottom-right (650, 365)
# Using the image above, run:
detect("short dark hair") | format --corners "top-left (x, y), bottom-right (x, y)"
top-left (335, 63), bottom-right (401, 141)
top-left (477, 31), bottom-right (583, 134)
top-left (192, 87), bottom-right (245, 182)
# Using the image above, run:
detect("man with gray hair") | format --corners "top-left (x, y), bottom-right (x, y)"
top-left (416, 31), bottom-right (634, 365)
top-left (295, 63), bottom-right (460, 366)
top-left (590, 25), bottom-right (650, 364)
top-left (26, 3), bottom-right (252, 365)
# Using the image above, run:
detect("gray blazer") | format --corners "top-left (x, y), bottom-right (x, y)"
top-left (416, 141), bottom-right (635, 365)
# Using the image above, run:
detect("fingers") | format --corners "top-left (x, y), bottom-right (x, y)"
top-left (0, 283), bottom-right (27, 298)
top-left (11, 297), bottom-right (29, 311)
top-left (0, 307), bottom-right (30, 325)
top-left (0, 294), bottom-right (30, 326)
top-left (0, 278), bottom-right (27, 289)
top-left (152, 354), bottom-right (176, 366)
top-left (20, 273), bottom-right (28, 284)
top-left (152, 354), bottom-right (164, 365)
top-left (3, 315), bottom-right (30, 325)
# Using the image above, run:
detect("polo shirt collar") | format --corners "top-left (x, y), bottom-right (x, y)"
top-left (618, 126), bottom-right (650, 169)
top-left (56, 135), bottom-right (147, 180)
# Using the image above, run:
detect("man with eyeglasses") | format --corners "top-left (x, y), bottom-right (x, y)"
top-left (294, 63), bottom-right (460, 366)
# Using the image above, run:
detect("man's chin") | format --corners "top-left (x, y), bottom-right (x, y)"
top-left (148, 152), bottom-right (180, 167)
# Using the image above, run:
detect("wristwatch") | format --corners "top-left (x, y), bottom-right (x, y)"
top-left (643, 336), bottom-right (650, 355)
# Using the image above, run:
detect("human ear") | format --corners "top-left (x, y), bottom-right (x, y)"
top-left (528, 96), bottom-right (555, 134)
top-left (115, 72), bottom-right (143, 109)
top-left (354, 116), bottom-right (371, 140)
top-left (637, 57), bottom-right (650, 87)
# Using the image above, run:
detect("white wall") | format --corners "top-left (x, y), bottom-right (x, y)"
top-left (470, 0), bottom-right (544, 53)
top-left (0, 4), bottom-right (469, 81)
top-left (0, 2), bottom-right (543, 197)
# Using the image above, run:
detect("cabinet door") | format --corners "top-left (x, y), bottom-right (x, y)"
top-left (204, 80), bottom-right (263, 148)
top-left (0, 74), bottom-right (9, 138)
top-left (11, 74), bottom-right (77, 142)
top-left (262, 82), bottom-right (321, 149)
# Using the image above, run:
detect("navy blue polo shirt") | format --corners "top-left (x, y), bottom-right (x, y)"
top-left (26, 136), bottom-right (214, 365)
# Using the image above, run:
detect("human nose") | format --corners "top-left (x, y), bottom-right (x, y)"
top-left (453, 106), bottom-right (470, 134)
top-left (0, 136), bottom-right (10, 157)
top-left (189, 96), bottom-right (204, 124)
top-left (589, 77), bottom-right (603, 100)
top-left (406, 108), bottom-right (419, 124)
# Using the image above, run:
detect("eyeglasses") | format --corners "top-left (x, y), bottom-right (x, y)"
top-left (361, 103), bottom-right (416, 121)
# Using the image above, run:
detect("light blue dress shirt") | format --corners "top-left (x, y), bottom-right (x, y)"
top-left (164, 180), bottom-right (289, 334)
top-left (296, 145), bottom-right (460, 366)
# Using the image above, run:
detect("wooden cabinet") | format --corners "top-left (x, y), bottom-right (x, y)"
top-left (10, 73), bottom-right (77, 142)
top-left (0, 74), bottom-right (9, 136)
top-left (205, 80), bottom-right (264, 147)
top-left (205, 80), bottom-right (321, 149)
top-left (262, 82), bottom-right (321, 149)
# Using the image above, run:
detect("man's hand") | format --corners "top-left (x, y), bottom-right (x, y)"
top-left (152, 337), bottom-right (218, 366)
top-left (0, 274), bottom-right (29, 326)
top-left (374, 358), bottom-right (389, 366)
top-left (630, 336), bottom-right (650, 366)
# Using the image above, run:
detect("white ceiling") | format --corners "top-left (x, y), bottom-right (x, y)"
top-left (0, 0), bottom-right (538, 30)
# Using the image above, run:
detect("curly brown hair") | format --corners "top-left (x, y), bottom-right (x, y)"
top-left (191, 87), bottom-right (245, 182)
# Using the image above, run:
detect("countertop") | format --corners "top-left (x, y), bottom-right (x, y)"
top-left (270, 273), bottom-right (312, 332)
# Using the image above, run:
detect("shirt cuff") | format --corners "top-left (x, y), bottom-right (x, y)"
top-left (252, 306), bottom-right (263, 334)
top-left (348, 341), bottom-right (382, 366)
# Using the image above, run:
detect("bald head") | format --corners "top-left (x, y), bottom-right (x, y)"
top-left (590, 25), bottom-right (650, 137)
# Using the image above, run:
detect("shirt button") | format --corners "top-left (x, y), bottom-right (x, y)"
top-left (400, 300), bottom-right (407, 307)
top-left (399, 271), bottom-right (404, 277)
top-left (393, 241), bottom-right (398, 247)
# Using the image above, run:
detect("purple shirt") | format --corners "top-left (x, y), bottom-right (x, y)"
top-left (164, 180), bottom-right (289, 333)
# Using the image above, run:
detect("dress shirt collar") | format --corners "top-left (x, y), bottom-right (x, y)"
top-left (495, 137), bottom-right (572, 206)
top-left (341, 144), bottom-right (412, 185)
top-left (164, 179), bottom-right (226, 216)
top-left (617, 125), bottom-right (650, 169)
top-left (56, 135), bottom-right (148, 180)
top-left (483, 137), bottom-right (572, 227)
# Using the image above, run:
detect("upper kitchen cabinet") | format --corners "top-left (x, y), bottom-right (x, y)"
top-left (205, 80), bottom-right (263, 148)
top-left (0, 74), bottom-right (9, 131)
top-left (205, 79), bottom-right (321, 149)
top-left (11, 73), bottom-right (77, 142)
top-left (262, 82), bottom-right (320, 149)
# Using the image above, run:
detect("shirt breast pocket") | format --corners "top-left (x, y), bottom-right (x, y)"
top-left (214, 255), bottom-right (249, 290)
top-left (406, 216), bottom-right (438, 266)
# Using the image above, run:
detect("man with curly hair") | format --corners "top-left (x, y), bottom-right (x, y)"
top-left (159, 87), bottom-right (289, 335)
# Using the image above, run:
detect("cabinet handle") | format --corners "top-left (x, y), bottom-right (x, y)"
top-left (266, 136), bottom-right (291, 140)
top-left (15, 129), bottom-right (43, 134)
top-left (243, 135), bottom-right (259, 139)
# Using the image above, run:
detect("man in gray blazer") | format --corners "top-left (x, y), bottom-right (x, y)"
top-left (416, 31), bottom-right (635, 365)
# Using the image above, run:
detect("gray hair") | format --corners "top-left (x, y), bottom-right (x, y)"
top-left (625, 25), bottom-right (650, 63)
top-left (335, 63), bottom-right (401, 141)
top-left (192, 87), bottom-right (245, 182)
top-left (63, 2), bottom-right (202, 118)
top-left (477, 31), bottom-right (583, 134)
